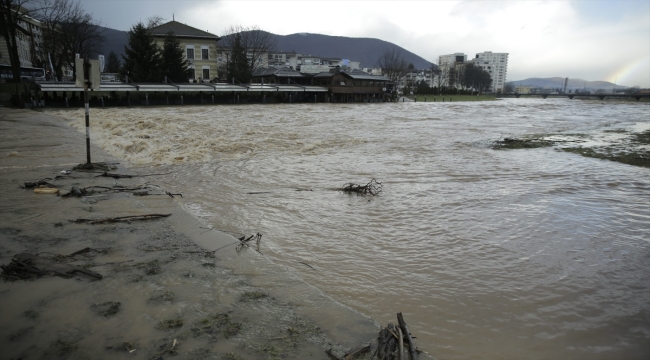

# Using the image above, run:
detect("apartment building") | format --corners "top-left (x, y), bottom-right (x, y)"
top-left (0, 9), bottom-right (44, 68)
top-left (438, 53), bottom-right (467, 70)
top-left (149, 21), bottom-right (221, 82)
top-left (475, 51), bottom-right (508, 92)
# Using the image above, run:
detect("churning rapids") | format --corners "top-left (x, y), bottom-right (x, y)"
top-left (51, 98), bottom-right (650, 360)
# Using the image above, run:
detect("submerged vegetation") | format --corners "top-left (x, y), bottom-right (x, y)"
top-left (493, 137), bottom-right (555, 149)
top-left (495, 129), bottom-right (650, 168)
top-left (411, 94), bottom-right (497, 102)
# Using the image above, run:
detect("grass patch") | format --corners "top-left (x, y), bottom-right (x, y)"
top-left (106, 341), bottom-right (137, 352)
top-left (631, 129), bottom-right (650, 145)
top-left (562, 147), bottom-right (650, 167)
top-left (8, 327), bottom-right (33, 341)
top-left (135, 259), bottom-right (161, 275)
top-left (493, 137), bottom-right (555, 149)
top-left (192, 313), bottom-right (242, 339)
top-left (23, 310), bottom-right (39, 320)
top-left (239, 291), bottom-right (268, 301)
top-left (91, 301), bottom-right (121, 317)
top-left (148, 290), bottom-right (175, 303)
top-left (157, 318), bottom-right (184, 330)
top-left (221, 352), bottom-right (243, 360)
top-left (50, 339), bottom-right (78, 356)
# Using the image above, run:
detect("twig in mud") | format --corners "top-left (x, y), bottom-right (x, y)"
top-left (165, 191), bottom-right (183, 198)
top-left (247, 191), bottom-right (272, 195)
top-left (210, 241), bottom-right (240, 253)
top-left (138, 246), bottom-right (180, 252)
top-left (139, 172), bottom-right (173, 177)
top-left (94, 260), bottom-right (134, 266)
top-left (236, 233), bottom-right (263, 253)
top-left (298, 261), bottom-right (317, 271)
top-left (71, 214), bottom-right (171, 224)
top-left (95, 172), bottom-right (133, 179)
top-left (67, 247), bottom-right (107, 257)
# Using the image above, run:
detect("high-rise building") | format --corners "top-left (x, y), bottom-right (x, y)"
top-left (474, 51), bottom-right (508, 93)
top-left (438, 53), bottom-right (467, 70)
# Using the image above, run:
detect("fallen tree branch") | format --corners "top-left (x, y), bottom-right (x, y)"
top-left (341, 179), bottom-right (382, 196)
top-left (71, 214), bottom-right (172, 224)
top-left (96, 172), bottom-right (133, 178)
top-left (397, 312), bottom-right (418, 360)
top-left (298, 261), bottom-right (316, 271)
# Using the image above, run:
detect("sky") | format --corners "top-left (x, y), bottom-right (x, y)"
top-left (78, 0), bottom-right (650, 87)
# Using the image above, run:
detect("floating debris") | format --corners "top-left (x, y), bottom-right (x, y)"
top-left (0, 253), bottom-right (102, 281)
top-left (341, 179), bottom-right (383, 196)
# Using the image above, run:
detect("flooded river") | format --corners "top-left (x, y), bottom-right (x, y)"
top-left (52, 98), bottom-right (650, 359)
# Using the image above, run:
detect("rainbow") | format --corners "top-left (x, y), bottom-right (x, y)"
top-left (607, 56), bottom-right (650, 86)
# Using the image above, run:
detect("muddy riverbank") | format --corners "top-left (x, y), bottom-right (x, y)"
top-left (0, 108), bottom-right (383, 360)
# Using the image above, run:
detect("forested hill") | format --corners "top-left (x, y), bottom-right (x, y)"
top-left (97, 27), bottom-right (433, 69)
top-left (272, 33), bottom-right (432, 68)
top-left (508, 77), bottom-right (627, 90)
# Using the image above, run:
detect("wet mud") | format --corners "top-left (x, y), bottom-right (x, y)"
top-left (0, 108), bottom-right (380, 360)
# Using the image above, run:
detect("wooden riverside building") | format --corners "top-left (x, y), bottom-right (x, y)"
top-left (250, 66), bottom-right (391, 102)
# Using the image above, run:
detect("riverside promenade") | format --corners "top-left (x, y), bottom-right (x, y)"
top-left (0, 108), bottom-right (378, 359)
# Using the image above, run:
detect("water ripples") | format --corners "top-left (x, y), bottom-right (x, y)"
top-left (51, 99), bottom-right (650, 359)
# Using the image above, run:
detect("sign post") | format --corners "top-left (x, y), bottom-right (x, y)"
top-left (75, 56), bottom-right (100, 165)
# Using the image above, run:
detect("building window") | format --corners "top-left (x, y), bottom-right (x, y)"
top-left (187, 48), bottom-right (195, 60)
top-left (202, 48), bottom-right (209, 60)
top-left (202, 66), bottom-right (210, 80)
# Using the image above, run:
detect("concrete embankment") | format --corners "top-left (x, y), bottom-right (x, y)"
top-left (0, 108), bottom-right (379, 359)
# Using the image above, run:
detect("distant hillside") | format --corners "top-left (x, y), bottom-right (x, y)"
top-left (97, 26), bottom-right (129, 60)
top-left (508, 77), bottom-right (627, 90)
top-left (96, 28), bottom-right (433, 69)
top-left (272, 33), bottom-right (432, 69)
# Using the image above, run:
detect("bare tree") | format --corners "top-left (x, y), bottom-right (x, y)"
top-left (219, 25), bottom-right (276, 81)
top-left (0, 0), bottom-right (43, 83)
top-left (377, 48), bottom-right (408, 99)
top-left (145, 15), bottom-right (165, 29)
top-left (38, 0), bottom-right (104, 80)
top-left (435, 65), bottom-right (449, 93)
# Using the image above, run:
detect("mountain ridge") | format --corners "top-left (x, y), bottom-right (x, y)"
top-left (97, 27), bottom-right (433, 69)
top-left (508, 77), bottom-right (627, 90)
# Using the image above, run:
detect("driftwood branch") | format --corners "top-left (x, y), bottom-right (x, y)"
top-left (397, 312), bottom-right (418, 360)
top-left (341, 179), bottom-right (383, 196)
top-left (236, 233), bottom-right (262, 253)
top-left (344, 343), bottom-right (371, 359)
top-left (298, 261), bottom-right (316, 271)
top-left (71, 214), bottom-right (172, 224)
top-left (96, 172), bottom-right (132, 178)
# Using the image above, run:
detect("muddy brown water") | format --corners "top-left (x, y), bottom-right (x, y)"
top-left (12, 98), bottom-right (650, 359)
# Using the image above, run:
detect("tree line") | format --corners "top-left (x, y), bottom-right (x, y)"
top-left (1, 0), bottom-right (274, 85)
top-left (376, 49), bottom-right (494, 97)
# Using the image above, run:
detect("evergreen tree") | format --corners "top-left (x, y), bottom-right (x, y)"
top-left (161, 32), bottom-right (192, 82)
top-left (226, 33), bottom-right (250, 83)
top-left (121, 22), bottom-right (162, 82)
top-left (105, 50), bottom-right (121, 73)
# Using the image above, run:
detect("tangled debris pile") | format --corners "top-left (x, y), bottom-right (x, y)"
top-left (0, 252), bottom-right (103, 281)
top-left (341, 179), bottom-right (383, 196)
